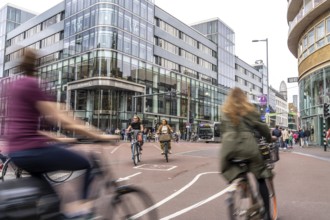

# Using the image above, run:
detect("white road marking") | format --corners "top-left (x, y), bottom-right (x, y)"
top-left (293, 152), bottom-right (330, 162)
top-left (161, 180), bottom-right (241, 219)
top-left (129, 171), bottom-right (222, 219)
top-left (116, 172), bottom-right (142, 182)
top-left (111, 146), bottom-right (121, 154)
top-left (134, 164), bottom-right (177, 171)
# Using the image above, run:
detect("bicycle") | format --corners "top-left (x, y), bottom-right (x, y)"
top-left (130, 130), bottom-right (142, 166)
top-left (226, 141), bottom-right (278, 220)
top-left (0, 153), bottom-right (73, 183)
top-left (0, 140), bottom-right (159, 219)
top-left (163, 140), bottom-right (170, 162)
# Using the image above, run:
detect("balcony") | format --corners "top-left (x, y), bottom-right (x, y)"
top-left (287, 0), bottom-right (330, 57)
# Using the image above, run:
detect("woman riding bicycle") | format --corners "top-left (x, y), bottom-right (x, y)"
top-left (219, 87), bottom-right (273, 220)
top-left (126, 115), bottom-right (144, 150)
top-left (4, 48), bottom-right (118, 216)
top-left (157, 119), bottom-right (173, 154)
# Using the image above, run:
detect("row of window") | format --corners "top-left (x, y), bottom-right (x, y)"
top-left (8, 13), bottom-right (64, 46)
top-left (6, 32), bottom-right (63, 62)
top-left (235, 64), bottom-right (262, 83)
top-left (65, 0), bottom-right (154, 24)
top-left (154, 56), bottom-right (217, 84)
top-left (155, 18), bottom-right (217, 58)
top-left (64, 4), bottom-right (153, 43)
top-left (63, 27), bottom-right (153, 62)
top-left (235, 75), bottom-right (263, 93)
top-left (155, 37), bottom-right (216, 72)
top-left (298, 16), bottom-right (330, 62)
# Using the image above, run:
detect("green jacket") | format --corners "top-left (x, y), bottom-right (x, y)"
top-left (219, 111), bottom-right (272, 183)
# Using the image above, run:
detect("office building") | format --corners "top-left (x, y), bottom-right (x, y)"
top-left (1, 0), bottom-right (231, 135)
top-left (287, 0), bottom-right (330, 145)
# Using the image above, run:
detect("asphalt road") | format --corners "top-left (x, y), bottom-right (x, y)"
top-left (2, 140), bottom-right (330, 219)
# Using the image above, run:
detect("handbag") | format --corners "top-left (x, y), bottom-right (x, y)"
top-left (159, 134), bottom-right (171, 142)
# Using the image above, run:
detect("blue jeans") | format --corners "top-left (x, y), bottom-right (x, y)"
top-left (9, 144), bottom-right (91, 199)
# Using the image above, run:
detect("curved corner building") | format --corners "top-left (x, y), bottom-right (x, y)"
top-left (287, 0), bottom-right (330, 145)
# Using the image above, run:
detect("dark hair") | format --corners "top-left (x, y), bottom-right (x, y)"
top-left (20, 48), bottom-right (37, 76)
top-left (162, 119), bottom-right (168, 124)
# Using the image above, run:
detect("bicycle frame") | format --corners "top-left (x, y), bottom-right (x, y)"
top-left (130, 130), bottom-right (141, 166)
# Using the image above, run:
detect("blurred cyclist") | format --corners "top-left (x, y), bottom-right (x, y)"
top-left (219, 87), bottom-right (272, 220)
top-left (4, 48), bottom-right (118, 215)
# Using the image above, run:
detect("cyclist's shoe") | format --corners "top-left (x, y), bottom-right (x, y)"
top-left (161, 151), bottom-right (165, 155)
top-left (139, 146), bottom-right (143, 151)
top-left (169, 150), bottom-right (172, 154)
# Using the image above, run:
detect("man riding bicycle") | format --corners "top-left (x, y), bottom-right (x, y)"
top-left (126, 115), bottom-right (144, 150)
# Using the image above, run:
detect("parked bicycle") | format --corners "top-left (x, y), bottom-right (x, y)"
top-left (130, 130), bottom-right (142, 166)
top-left (0, 139), bottom-right (158, 219)
top-left (226, 141), bottom-right (278, 220)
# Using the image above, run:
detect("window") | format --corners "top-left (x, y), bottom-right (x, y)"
top-left (315, 22), bottom-right (325, 41)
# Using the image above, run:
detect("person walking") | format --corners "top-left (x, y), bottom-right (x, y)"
top-left (282, 128), bottom-right (289, 150)
top-left (219, 87), bottom-right (273, 220)
top-left (299, 129), bottom-right (305, 147)
top-left (304, 128), bottom-right (311, 146)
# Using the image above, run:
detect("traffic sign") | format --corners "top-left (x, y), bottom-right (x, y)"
top-left (287, 77), bottom-right (298, 83)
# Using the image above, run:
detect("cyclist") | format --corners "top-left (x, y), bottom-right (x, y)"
top-left (157, 119), bottom-right (173, 154)
top-left (126, 115), bottom-right (144, 150)
top-left (4, 48), bottom-right (119, 217)
top-left (219, 87), bottom-right (273, 220)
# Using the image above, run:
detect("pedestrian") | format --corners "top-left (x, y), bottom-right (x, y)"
top-left (299, 129), bottom-right (305, 147)
top-left (154, 132), bottom-right (159, 142)
top-left (282, 128), bottom-right (289, 149)
top-left (176, 130), bottom-right (181, 142)
top-left (288, 130), bottom-right (293, 148)
top-left (272, 125), bottom-right (282, 149)
top-left (326, 128), bottom-right (330, 146)
top-left (304, 128), bottom-right (311, 146)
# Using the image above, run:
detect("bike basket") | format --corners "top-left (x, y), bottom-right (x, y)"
top-left (159, 134), bottom-right (171, 142)
top-left (269, 143), bottom-right (280, 163)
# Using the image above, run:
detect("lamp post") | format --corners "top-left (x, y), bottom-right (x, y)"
top-left (252, 38), bottom-right (269, 112)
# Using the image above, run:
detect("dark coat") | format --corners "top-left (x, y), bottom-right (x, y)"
top-left (219, 111), bottom-right (272, 183)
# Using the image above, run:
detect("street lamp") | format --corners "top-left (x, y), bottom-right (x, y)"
top-left (252, 38), bottom-right (269, 112)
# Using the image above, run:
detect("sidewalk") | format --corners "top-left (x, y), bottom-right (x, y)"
top-left (285, 144), bottom-right (330, 161)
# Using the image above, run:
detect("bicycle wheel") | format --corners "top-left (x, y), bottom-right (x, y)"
top-left (106, 185), bottom-right (158, 220)
top-left (44, 170), bottom-right (73, 183)
top-left (137, 144), bottom-right (141, 163)
top-left (164, 141), bottom-right (168, 162)
top-left (228, 180), bottom-right (262, 220)
top-left (1, 159), bottom-right (22, 181)
top-left (132, 143), bottom-right (137, 166)
top-left (266, 178), bottom-right (278, 220)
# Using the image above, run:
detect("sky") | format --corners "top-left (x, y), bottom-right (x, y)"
top-left (0, 0), bottom-right (299, 102)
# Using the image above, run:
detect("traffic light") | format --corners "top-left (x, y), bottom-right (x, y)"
top-left (324, 103), bottom-right (330, 118)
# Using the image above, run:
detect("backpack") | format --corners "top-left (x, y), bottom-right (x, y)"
top-left (272, 129), bottom-right (281, 137)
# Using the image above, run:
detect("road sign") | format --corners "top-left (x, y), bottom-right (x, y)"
top-left (259, 95), bottom-right (267, 106)
top-left (287, 77), bottom-right (298, 83)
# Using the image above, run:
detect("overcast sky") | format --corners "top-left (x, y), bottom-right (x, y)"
top-left (1, 0), bottom-right (299, 102)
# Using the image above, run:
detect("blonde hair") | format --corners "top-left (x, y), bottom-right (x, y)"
top-left (20, 48), bottom-right (38, 76)
top-left (222, 87), bottom-right (256, 126)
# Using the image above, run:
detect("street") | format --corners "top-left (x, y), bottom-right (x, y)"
top-left (2, 140), bottom-right (330, 219)
top-left (55, 141), bottom-right (330, 220)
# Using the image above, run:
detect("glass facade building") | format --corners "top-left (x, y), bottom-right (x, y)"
top-left (1, 0), bottom-right (232, 136)
top-left (287, 0), bottom-right (330, 145)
